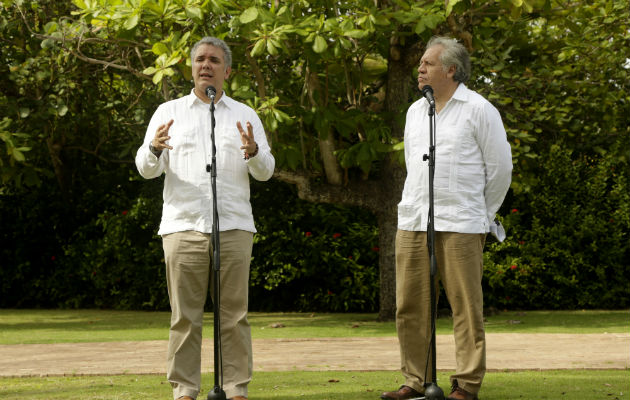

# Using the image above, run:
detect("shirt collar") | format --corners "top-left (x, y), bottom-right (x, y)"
top-left (186, 88), bottom-right (236, 110)
top-left (451, 83), bottom-right (470, 103)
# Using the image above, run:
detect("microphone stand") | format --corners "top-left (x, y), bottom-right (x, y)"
top-left (421, 98), bottom-right (444, 400)
top-left (205, 93), bottom-right (226, 400)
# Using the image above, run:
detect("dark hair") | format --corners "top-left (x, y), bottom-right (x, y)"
top-left (427, 36), bottom-right (471, 83)
top-left (190, 36), bottom-right (232, 70)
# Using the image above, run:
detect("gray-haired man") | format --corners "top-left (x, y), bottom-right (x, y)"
top-left (381, 36), bottom-right (512, 400)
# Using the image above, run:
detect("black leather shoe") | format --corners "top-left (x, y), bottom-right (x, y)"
top-left (381, 385), bottom-right (423, 399)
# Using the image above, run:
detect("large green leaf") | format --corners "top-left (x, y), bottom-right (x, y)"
top-left (240, 7), bottom-right (258, 23)
top-left (313, 35), bottom-right (328, 53)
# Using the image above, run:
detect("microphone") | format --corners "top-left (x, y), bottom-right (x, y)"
top-left (205, 85), bottom-right (217, 100)
top-left (421, 85), bottom-right (435, 106)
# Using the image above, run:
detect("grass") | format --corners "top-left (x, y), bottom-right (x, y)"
top-left (0, 370), bottom-right (628, 400)
top-left (0, 309), bottom-right (628, 344)
top-left (0, 309), bottom-right (628, 399)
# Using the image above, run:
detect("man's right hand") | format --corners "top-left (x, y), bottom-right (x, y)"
top-left (151, 119), bottom-right (174, 152)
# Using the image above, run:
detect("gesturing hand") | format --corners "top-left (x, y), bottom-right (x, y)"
top-left (237, 121), bottom-right (258, 159)
top-left (151, 119), bottom-right (174, 151)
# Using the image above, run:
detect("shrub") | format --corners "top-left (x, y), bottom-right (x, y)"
top-left (484, 145), bottom-right (630, 309)
top-left (249, 180), bottom-right (380, 312)
top-left (2, 147), bottom-right (628, 312)
top-left (58, 183), bottom-right (167, 310)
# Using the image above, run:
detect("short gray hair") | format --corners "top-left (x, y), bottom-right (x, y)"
top-left (190, 36), bottom-right (232, 70)
top-left (427, 36), bottom-right (470, 83)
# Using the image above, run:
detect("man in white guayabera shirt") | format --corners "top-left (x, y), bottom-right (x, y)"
top-left (135, 36), bottom-right (275, 400)
top-left (381, 36), bottom-right (512, 400)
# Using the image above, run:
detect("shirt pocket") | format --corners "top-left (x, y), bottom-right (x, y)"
top-left (216, 127), bottom-right (246, 182)
top-left (398, 203), bottom-right (425, 231)
top-left (406, 131), bottom-right (429, 168)
top-left (435, 121), bottom-right (475, 193)
top-left (168, 127), bottom-right (206, 183)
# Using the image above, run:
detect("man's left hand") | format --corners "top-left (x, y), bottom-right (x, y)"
top-left (237, 121), bottom-right (258, 157)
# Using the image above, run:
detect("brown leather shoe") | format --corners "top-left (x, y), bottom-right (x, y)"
top-left (446, 385), bottom-right (478, 400)
top-left (380, 385), bottom-right (422, 399)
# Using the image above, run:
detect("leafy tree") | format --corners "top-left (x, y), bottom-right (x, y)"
top-left (2, 0), bottom-right (628, 316)
top-left (0, 0), bottom-right (163, 307)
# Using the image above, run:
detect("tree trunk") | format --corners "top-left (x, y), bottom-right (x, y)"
top-left (374, 38), bottom-right (423, 320)
top-left (275, 38), bottom-right (422, 320)
top-left (374, 158), bottom-right (406, 320)
top-left (319, 127), bottom-right (343, 185)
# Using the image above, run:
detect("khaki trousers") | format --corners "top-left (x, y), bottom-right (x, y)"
top-left (163, 230), bottom-right (253, 400)
top-left (395, 230), bottom-right (486, 395)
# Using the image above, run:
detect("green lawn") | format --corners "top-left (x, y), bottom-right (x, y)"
top-left (0, 370), bottom-right (628, 400)
top-left (0, 309), bottom-right (628, 344)
top-left (0, 309), bottom-right (628, 399)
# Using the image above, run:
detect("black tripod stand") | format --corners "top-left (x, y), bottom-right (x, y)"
top-left (420, 85), bottom-right (444, 400)
top-left (205, 85), bottom-right (226, 400)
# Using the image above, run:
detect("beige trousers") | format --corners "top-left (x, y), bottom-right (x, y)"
top-left (162, 230), bottom-right (253, 400)
top-left (395, 230), bottom-right (486, 395)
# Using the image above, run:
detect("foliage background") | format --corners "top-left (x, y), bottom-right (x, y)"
top-left (1, 0), bottom-right (629, 312)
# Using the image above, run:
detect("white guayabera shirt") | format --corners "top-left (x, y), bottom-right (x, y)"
top-left (136, 90), bottom-right (275, 235)
top-left (398, 84), bottom-right (512, 234)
